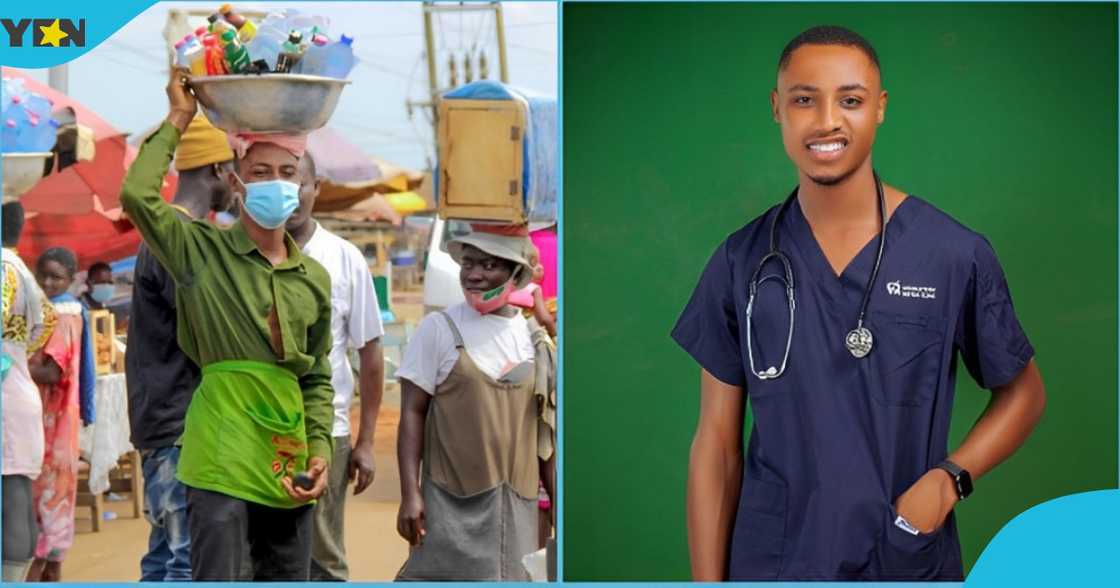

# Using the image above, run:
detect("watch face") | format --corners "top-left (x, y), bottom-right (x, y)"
top-left (958, 470), bottom-right (974, 499)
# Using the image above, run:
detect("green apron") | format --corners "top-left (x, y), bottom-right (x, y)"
top-left (176, 360), bottom-right (309, 508)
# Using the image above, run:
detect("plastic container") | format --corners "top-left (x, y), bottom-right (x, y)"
top-left (202, 36), bottom-right (229, 76)
top-left (2, 116), bottom-right (23, 152)
top-left (246, 27), bottom-right (287, 71)
top-left (220, 3), bottom-right (257, 42)
top-left (28, 118), bottom-right (59, 152)
top-left (184, 42), bottom-right (207, 76)
top-left (274, 31), bottom-right (304, 73)
top-left (221, 30), bottom-right (251, 74)
top-left (285, 10), bottom-right (329, 38)
top-left (321, 35), bottom-right (356, 79)
top-left (174, 39), bottom-right (188, 67)
top-left (207, 13), bottom-right (232, 36)
top-left (295, 34), bottom-right (329, 75)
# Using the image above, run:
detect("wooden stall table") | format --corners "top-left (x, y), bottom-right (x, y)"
top-left (77, 373), bottom-right (142, 531)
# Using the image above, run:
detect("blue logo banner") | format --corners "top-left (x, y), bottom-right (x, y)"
top-left (0, 1), bottom-right (155, 68)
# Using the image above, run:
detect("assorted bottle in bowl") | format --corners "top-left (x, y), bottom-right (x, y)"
top-left (2, 77), bottom-right (59, 153)
top-left (173, 4), bottom-right (357, 79)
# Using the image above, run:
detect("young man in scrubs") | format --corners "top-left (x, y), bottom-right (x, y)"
top-left (672, 26), bottom-right (1046, 581)
top-left (120, 69), bottom-right (334, 580)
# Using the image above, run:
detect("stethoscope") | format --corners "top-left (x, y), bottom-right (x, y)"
top-left (745, 171), bottom-right (888, 380)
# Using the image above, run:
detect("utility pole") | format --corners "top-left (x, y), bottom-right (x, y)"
top-left (408, 1), bottom-right (509, 168)
top-left (48, 65), bottom-right (68, 94)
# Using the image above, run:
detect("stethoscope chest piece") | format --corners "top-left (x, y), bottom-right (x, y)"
top-left (845, 326), bottom-right (874, 358)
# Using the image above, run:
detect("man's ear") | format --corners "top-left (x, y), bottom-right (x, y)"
top-left (770, 88), bottom-right (781, 123)
top-left (877, 90), bottom-right (888, 125)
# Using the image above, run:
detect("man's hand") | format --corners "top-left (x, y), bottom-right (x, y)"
top-left (281, 456), bottom-right (328, 503)
top-left (396, 493), bottom-right (426, 546)
top-left (165, 67), bottom-right (198, 133)
top-left (349, 439), bottom-right (376, 495)
top-left (894, 468), bottom-right (959, 534)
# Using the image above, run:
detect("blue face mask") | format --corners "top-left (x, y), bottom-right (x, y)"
top-left (233, 173), bottom-right (300, 230)
top-left (90, 283), bottom-right (115, 304)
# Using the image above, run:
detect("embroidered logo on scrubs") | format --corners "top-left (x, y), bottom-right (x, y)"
top-left (886, 280), bottom-right (936, 300)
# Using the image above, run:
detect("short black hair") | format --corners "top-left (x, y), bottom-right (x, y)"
top-left (88, 261), bottom-right (112, 276)
top-left (2, 202), bottom-right (25, 247)
top-left (38, 247), bottom-right (79, 278)
top-left (778, 25), bottom-right (881, 74)
top-left (299, 151), bottom-right (317, 180)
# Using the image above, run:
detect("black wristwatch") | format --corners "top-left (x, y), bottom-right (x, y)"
top-left (935, 460), bottom-right (973, 500)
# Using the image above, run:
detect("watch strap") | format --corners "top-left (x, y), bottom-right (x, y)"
top-left (935, 459), bottom-right (970, 500)
top-left (936, 459), bottom-right (963, 478)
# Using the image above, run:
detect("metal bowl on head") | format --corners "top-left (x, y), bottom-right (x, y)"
top-left (189, 74), bottom-right (351, 134)
top-left (2, 152), bottom-right (52, 202)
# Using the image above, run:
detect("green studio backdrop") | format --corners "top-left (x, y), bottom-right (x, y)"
top-left (563, 2), bottom-right (1117, 581)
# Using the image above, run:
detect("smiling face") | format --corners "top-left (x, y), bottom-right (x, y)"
top-left (458, 244), bottom-right (516, 293)
top-left (771, 43), bottom-right (887, 186)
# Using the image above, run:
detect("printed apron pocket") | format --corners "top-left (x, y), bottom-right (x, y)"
top-left (728, 476), bottom-right (788, 579)
top-left (867, 311), bottom-right (944, 407)
top-left (217, 405), bottom-right (308, 503)
top-left (877, 505), bottom-right (944, 579)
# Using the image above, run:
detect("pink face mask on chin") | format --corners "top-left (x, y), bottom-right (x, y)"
top-left (464, 278), bottom-right (517, 314)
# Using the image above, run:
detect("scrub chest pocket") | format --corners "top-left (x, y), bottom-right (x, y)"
top-left (867, 311), bottom-right (945, 407)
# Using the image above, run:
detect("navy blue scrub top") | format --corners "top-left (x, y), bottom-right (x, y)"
top-left (671, 195), bottom-right (1034, 581)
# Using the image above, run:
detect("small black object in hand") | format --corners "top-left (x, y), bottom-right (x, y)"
top-left (293, 471), bottom-right (314, 491)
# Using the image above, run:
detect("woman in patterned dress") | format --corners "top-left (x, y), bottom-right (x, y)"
top-left (26, 247), bottom-right (95, 582)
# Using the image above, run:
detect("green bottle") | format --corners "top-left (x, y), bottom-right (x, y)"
top-left (221, 30), bottom-right (251, 74)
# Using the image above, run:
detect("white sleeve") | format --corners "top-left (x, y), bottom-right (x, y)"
top-left (396, 313), bottom-right (456, 395)
top-left (346, 245), bottom-right (384, 348)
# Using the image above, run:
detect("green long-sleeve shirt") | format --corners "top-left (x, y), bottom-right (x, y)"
top-left (120, 121), bottom-right (335, 462)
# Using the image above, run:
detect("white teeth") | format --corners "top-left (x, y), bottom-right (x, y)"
top-left (809, 142), bottom-right (845, 152)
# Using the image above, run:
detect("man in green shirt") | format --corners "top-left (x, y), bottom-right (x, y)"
top-left (120, 69), bottom-right (334, 581)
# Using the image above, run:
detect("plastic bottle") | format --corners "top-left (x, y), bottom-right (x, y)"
top-left (207, 13), bottom-right (232, 36)
top-left (295, 34), bottom-right (329, 75)
top-left (274, 30), bottom-right (304, 73)
top-left (287, 11), bottom-right (329, 38)
top-left (321, 35), bottom-right (356, 79)
top-left (246, 26), bottom-right (287, 71)
top-left (221, 30), bottom-right (251, 74)
top-left (173, 39), bottom-right (188, 68)
top-left (202, 35), bottom-right (229, 76)
top-left (2, 78), bottom-right (28, 116)
top-left (184, 41), bottom-right (207, 76)
top-left (2, 115), bottom-right (23, 152)
top-left (220, 3), bottom-right (257, 43)
top-left (29, 118), bottom-right (59, 152)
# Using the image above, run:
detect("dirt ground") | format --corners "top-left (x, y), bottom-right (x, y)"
top-left (63, 396), bottom-right (408, 582)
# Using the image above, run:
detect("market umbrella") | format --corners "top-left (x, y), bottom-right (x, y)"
top-left (3, 68), bottom-right (179, 268)
top-left (306, 126), bottom-right (426, 213)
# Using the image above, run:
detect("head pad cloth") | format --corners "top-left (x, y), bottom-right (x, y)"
top-left (228, 132), bottom-right (309, 160)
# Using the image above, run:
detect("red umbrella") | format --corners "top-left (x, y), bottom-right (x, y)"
top-left (3, 68), bottom-right (179, 269)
